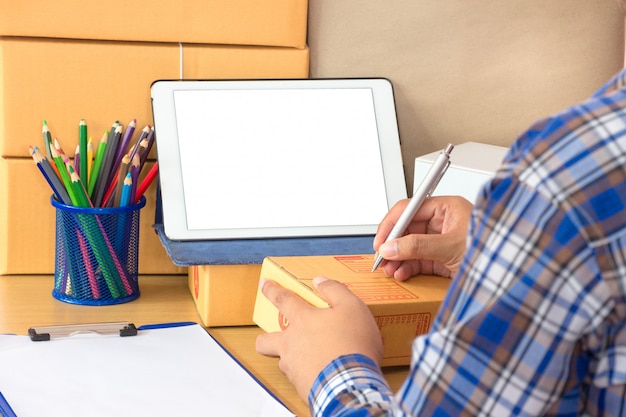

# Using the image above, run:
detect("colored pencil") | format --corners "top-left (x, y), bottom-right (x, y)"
top-left (69, 166), bottom-right (92, 208)
top-left (87, 136), bottom-right (94, 185)
top-left (135, 138), bottom-right (149, 171)
top-left (139, 126), bottom-right (155, 172)
top-left (88, 131), bottom-right (108, 197)
top-left (93, 122), bottom-right (121, 207)
top-left (135, 162), bottom-right (158, 203)
top-left (29, 145), bottom-right (71, 204)
top-left (128, 125), bottom-right (150, 161)
top-left (129, 154), bottom-right (140, 204)
top-left (50, 143), bottom-right (78, 205)
top-left (53, 138), bottom-right (69, 159)
top-left (76, 230), bottom-right (101, 299)
top-left (112, 154), bottom-right (131, 207)
top-left (104, 123), bottom-right (124, 187)
top-left (42, 122), bottom-right (61, 179)
top-left (74, 144), bottom-right (81, 175)
top-left (119, 172), bottom-right (133, 207)
top-left (79, 119), bottom-right (88, 185)
top-left (114, 118), bottom-right (136, 168)
top-left (42, 121), bottom-right (53, 160)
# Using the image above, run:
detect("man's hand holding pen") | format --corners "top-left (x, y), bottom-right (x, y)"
top-left (372, 143), bottom-right (455, 272)
top-left (372, 195), bottom-right (472, 280)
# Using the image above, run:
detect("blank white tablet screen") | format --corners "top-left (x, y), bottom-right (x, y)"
top-left (173, 87), bottom-right (389, 232)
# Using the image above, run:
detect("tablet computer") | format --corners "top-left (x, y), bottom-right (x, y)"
top-left (151, 78), bottom-right (406, 241)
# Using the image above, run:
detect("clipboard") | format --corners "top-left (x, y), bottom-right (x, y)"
top-left (0, 323), bottom-right (294, 417)
top-left (27, 321), bottom-right (138, 341)
top-left (0, 391), bottom-right (17, 417)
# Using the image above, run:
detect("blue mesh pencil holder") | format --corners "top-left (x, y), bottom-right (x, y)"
top-left (51, 196), bottom-right (146, 305)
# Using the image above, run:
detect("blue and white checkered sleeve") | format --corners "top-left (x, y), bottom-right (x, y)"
top-left (309, 354), bottom-right (396, 417)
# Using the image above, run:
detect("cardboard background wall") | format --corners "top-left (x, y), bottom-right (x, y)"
top-left (307, 0), bottom-right (625, 192)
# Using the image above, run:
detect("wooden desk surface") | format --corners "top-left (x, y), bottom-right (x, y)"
top-left (0, 275), bottom-right (408, 417)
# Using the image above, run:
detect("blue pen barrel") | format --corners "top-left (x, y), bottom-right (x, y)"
top-left (51, 196), bottom-right (146, 305)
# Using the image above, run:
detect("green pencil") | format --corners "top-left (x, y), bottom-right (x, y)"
top-left (88, 131), bottom-right (108, 197)
top-left (79, 119), bottom-right (88, 186)
top-left (69, 166), bottom-right (91, 208)
top-left (42, 120), bottom-right (53, 160)
top-left (50, 144), bottom-right (78, 206)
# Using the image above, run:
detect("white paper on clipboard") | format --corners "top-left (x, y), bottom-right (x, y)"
top-left (0, 323), bottom-right (294, 417)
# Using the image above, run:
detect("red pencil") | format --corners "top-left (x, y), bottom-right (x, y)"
top-left (135, 162), bottom-right (158, 203)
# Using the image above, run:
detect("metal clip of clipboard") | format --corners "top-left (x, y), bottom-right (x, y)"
top-left (28, 322), bottom-right (138, 341)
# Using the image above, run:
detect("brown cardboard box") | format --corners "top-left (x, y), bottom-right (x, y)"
top-left (253, 254), bottom-right (451, 366)
top-left (0, 0), bottom-right (308, 48)
top-left (0, 157), bottom-right (185, 275)
top-left (189, 264), bottom-right (262, 327)
top-left (0, 37), bottom-right (308, 273)
top-left (0, 37), bottom-right (310, 158)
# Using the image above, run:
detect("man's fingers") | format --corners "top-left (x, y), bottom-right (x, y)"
top-left (379, 233), bottom-right (447, 263)
top-left (260, 279), bottom-right (312, 317)
top-left (256, 331), bottom-right (282, 357)
top-left (373, 197), bottom-right (446, 250)
top-left (312, 277), bottom-right (358, 307)
top-left (256, 279), bottom-right (305, 358)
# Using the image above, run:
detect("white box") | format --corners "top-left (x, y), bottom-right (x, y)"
top-left (413, 142), bottom-right (508, 203)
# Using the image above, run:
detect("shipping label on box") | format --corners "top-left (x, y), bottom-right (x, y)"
top-left (253, 254), bottom-right (451, 366)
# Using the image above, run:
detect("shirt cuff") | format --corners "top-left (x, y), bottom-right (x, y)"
top-left (309, 353), bottom-right (394, 417)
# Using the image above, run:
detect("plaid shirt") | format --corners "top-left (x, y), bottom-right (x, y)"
top-left (309, 70), bottom-right (626, 416)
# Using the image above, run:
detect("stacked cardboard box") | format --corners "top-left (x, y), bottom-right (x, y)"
top-left (0, 1), bottom-right (310, 276)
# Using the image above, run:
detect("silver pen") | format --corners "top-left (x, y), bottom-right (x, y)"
top-left (372, 143), bottom-right (454, 272)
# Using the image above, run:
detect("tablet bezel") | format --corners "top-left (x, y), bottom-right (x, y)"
top-left (151, 78), bottom-right (406, 241)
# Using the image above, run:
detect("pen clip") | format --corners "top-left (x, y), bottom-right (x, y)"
top-left (28, 322), bottom-right (138, 341)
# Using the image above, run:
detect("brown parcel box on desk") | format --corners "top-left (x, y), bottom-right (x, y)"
top-left (0, 37), bottom-right (310, 158)
top-left (0, 0), bottom-right (308, 48)
top-left (189, 264), bottom-right (262, 327)
top-left (253, 254), bottom-right (451, 366)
